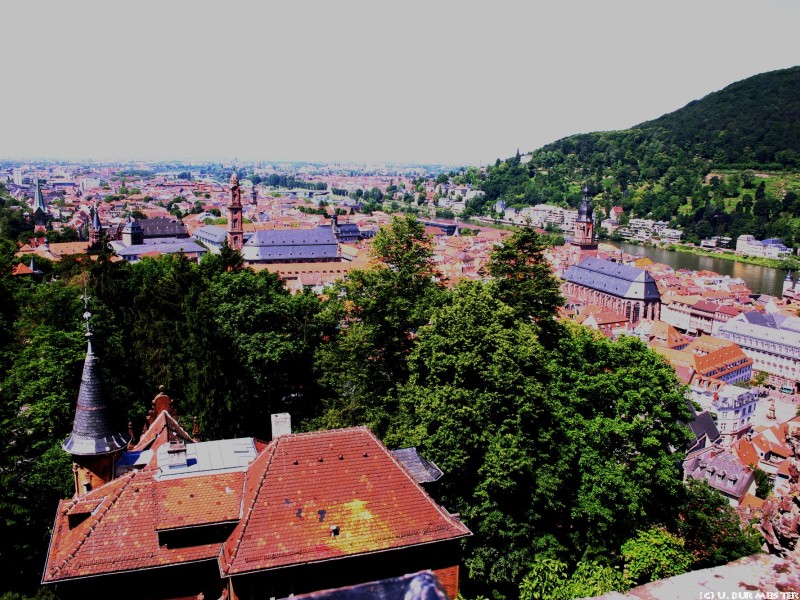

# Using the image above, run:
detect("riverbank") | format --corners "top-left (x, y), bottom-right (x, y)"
top-left (663, 244), bottom-right (787, 270)
top-left (612, 242), bottom-right (786, 296)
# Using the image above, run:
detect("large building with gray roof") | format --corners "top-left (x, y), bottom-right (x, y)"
top-left (562, 256), bottom-right (661, 322)
top-left (241, 227), bottom-right (340, 264)
top-left (718, 312), bottom-right (800, 393)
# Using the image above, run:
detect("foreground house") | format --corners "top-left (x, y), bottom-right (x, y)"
top-left (44, 324), bottom-right (470, 599)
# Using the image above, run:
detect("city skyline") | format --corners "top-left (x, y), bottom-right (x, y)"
top-left (3, 0), bottom-right (799, 166)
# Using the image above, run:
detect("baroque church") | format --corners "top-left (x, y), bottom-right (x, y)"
top-left (562, 186), bottom-right (661, 323)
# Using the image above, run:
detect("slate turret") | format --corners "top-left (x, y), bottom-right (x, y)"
top-left (63, 296), bottom-right (130, 496)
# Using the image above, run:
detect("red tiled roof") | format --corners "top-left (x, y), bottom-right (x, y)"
top-left (44, 469), bottom-right (229, 582)
top-left (11, 262), bottom-right (35, 275)
top-left (154, 471), bottom-right (245, 530)
top-left (740, 493), bottom-right (765, 510)
top-left (220, 427), bottom-right (470, 575)
top-left (134, 410), bottom-right (194, 459)
top-left (45, 424), bottom-right (469, 585)
top-left (777, 459), bottom-right (793, 477)
top-left (734, 439), bottom-right (759, 468)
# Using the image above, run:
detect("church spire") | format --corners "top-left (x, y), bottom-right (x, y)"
top-left (89, 203), bottom-right (102, 248)
top-left (228, 169), bottom-right (244, 251)
top-left (63, 296), bottom-right (130, 495)
top-left (32, 178), bottom-right (47, 233)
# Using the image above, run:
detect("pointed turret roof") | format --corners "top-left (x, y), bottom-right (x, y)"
top-left (28, 257), bottom-right (42, 275)
top-left (33, 179), bottom-right (46, 213)
top-left (91, 203), bottom-right (101, 231)
top-left (62, 300), bottom-right (130, 456)
top-left (121, 213), bottom-right (142, 234)
top-left (577, 185), bottom-right (593, 223)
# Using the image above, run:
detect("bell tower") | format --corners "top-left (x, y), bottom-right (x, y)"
top-left (62, 296), bottom-right (130, 497)
top-left (228, 170), bottom-right (244, 251)
top-left (88, 203), bottom-right (102, 249)
top-left (572, 185), bottom-right (598, 251)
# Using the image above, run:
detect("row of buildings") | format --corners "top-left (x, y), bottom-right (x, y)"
top-left (556, 192), bottom-right (800, 512)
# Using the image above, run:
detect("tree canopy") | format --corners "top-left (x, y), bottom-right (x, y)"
top-left (0, 215), bottom-right (764, 599)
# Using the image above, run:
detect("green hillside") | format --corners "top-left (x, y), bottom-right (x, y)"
top-left (472, 66), bottom-right (800, 248)
top-left (641, 66), bottom-right (800, 167)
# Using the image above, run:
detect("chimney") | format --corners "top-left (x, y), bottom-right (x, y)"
top-left (271, 413), bottom-right (292, 439)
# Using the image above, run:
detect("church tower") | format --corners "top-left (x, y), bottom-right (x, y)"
top-left (88, 203), bottom-right (102, 249)
top-left (228, 171), bottom-right (244, 250)
top-left (62, 297), bottom-right (130, 497)
top-left (121, 213), bottom-right (143, 246)
top-left (32, 179), bottom-right (47, 233)
top-left (572, 185), bottom-right (598, 251)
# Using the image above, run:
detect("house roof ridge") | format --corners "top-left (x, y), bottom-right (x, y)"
top-left (219, 439), bottom-right (279, 574)
top-left (133, 409), bottom-right (193, 453)
top-left (365, 429), bottom-right (469, 534)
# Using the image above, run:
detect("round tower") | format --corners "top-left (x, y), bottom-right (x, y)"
top-left (89, 203), bottom-right (102, 248)
top-left (783, 271), bottom-right (794, 299)
top-left (32, 179), bottom-right (48, 233)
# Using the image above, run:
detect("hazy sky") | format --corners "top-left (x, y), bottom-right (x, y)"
top-left (3, 0), bottom-right (799, 166)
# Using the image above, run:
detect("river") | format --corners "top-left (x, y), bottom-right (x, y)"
top-left (610, 242), bottom-right (787, 298)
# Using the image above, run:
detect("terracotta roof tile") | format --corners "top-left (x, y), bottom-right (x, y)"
top-left (44, 466), bottom-right (245, 582)
top-left (154, 472), bottom-right (245, 530)
top-left (45, 425), bottom-right (469, 585)
top-left (134, 410), bottom-right (194, 459)
top-left (221, 427), bottom-right (469, 575)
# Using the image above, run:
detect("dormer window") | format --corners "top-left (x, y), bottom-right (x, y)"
top-left (167, 440), bottom-right (187, 469)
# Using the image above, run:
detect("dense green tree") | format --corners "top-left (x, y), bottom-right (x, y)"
top-left (389, 281), bottom-right (552, 594)
top-left (0, 283), bottom-right (84, 592)
top-left (519, 558), bottom-right (625, 600)
top-left (487, 226), bottom-right (564, 329)
top-left (675, 479), bottom-right (763, 569)
top-left (620, 527), bottom-right (693, 586)
top-left (203, 270), bottom-right (325, 437)
top-left (312, 215), bottom-right (441, 434)
top-left (754, 468), bottom-right (772, 499)
top-left (548, 330), bottom-right (691, 559)
top-left (388, 286), bottom-right (691, 597)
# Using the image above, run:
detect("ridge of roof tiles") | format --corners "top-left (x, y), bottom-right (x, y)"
top-left (133, 409), bottom-right (194, 456)
top-left (219, 427), bottom-right (470, 576)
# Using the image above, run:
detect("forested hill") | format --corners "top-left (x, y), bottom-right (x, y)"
top-left (639, 66), bottom-right (800, 167)
top-left (475, 66), bottom-right (800, 247)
